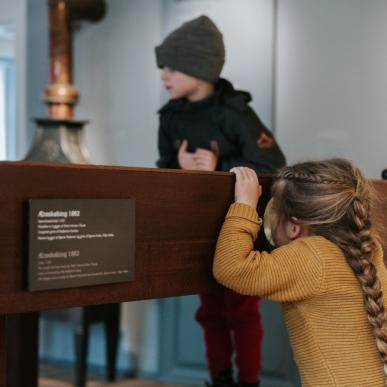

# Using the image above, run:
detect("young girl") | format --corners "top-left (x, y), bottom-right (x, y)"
top-left (213, 159), bottom-right (387, 387)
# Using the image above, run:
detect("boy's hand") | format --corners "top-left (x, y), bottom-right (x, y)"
top-left (178, 140), bottom-right (197, 170)
top-left (178, 141), bottom-right (218, 171)
top-left (230, 167), bottom-right (262, 209)
top-left (194, 148), bottom-right (217, 171)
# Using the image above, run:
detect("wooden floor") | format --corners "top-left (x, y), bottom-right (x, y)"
top-left (39, 364), bottom-right (194, 387)
top-left (39, 379), bottom-right (176, 387)
top-left (39, 378), bottom-right (185, 387)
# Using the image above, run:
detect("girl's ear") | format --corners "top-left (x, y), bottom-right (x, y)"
top-left (285, 217), bottom-right (307, 240)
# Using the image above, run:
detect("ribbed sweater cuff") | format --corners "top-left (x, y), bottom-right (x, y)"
top-left (226, 202), bottom-right (262, 225)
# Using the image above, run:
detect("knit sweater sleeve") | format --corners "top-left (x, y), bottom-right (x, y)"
top-left (213, 203), bottom-right (324, 302)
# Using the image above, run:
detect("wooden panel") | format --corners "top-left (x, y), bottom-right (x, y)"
top-left (0, 161), bottom-right (273, 314)
top-left (0, 162), bottom-right (386, 387)
top-left (5, 313), bottom-right (38, 385)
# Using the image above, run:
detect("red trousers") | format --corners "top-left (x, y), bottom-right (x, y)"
top-left (195, 288), bottom-right (263, 383)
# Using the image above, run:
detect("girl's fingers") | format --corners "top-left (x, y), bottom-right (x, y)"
top-left (230, 167), bottom-right (243, 181)
top-left (231, 167), bottom-right (259, 183)
top-left (240, 167), bottom-right (251, 180)
top-left (234, 167), bottom-right (251, 181)
top-left (244, 168), bottom-right (259, 184)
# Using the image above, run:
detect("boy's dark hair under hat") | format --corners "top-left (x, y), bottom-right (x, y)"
top-left (155, 15), bottom-right (225, 83)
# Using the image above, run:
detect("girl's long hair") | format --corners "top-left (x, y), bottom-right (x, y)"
top-left (272, 158), bottom-right (387, 383)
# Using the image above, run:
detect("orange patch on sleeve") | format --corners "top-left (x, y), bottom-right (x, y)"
top-left (257, 132), bottom-right (274, 149)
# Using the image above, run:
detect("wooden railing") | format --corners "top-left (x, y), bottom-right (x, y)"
top-left (0, 162), bottom-right (386, 386)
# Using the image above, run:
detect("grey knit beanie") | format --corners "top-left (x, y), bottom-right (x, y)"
top-left (155, 15), bottom-right (225, 83)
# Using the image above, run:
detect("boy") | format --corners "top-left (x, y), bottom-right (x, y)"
top-left (155, 15), bottom-right (286, 387)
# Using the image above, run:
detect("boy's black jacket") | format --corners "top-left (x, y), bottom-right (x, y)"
top-left (157, 78), bottom-right (286, 173)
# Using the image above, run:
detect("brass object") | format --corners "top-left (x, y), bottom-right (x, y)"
top-left (44, 0), bottom-right (77, 118)
top-left (44, 0), bottom-right (106, 119)
top-left (26, 0), bottom-right (106, 163)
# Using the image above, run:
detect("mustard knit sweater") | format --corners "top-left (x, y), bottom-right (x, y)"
top-left (213, 203), bottom-right (387, 387)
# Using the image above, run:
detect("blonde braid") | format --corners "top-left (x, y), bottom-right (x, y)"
top-left (279, 166), bottom-right (342, 185)
top-left (333, 194), bottom-right (387, 384)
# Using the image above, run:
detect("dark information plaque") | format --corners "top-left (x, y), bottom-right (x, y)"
top-left (28, 198), bottom-right (135, 291)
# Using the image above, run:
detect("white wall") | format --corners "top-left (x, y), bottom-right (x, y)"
top-left (275, 0), bottom-right (387, 178)
top-left (74, 0), bottom-right (163, 168)
top-left (26, 0), bottom-right (48, 149)
top-left (0, 0), bottom-right (27, 159)
top-left (0, 28), bottom-right (15, 59)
